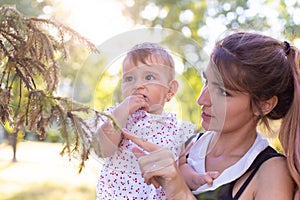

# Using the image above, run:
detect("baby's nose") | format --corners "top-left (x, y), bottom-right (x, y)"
top-left (134, 79), bottom-right (145, 89)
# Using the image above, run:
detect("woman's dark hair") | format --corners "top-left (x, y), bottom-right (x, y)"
top-left (212, 32), bottom-right (293, 120)
top-left (211, 31), bottom-right (300, 198)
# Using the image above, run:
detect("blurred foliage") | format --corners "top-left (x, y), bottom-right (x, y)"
top-left (120, 0), bottom-right (300, 41)
top-left (0, 0), bottom-right (52, 17)
top-left (117, 0), bottom-right (300, 130)
top-left (0, 5), bottom-right (100, 172)
top-left (2, 0), bottom-right (299, 161)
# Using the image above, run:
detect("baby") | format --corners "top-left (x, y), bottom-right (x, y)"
top-left (92, 42), bottom-right (217, 199)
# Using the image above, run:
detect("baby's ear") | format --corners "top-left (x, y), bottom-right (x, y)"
top-left (167, 80), bottom-right (179, 101)
top-left (169, 80), bottom-right (179, 93)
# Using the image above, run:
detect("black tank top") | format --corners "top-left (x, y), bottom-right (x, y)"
top-left (194, 146), bottom-right (283, 200)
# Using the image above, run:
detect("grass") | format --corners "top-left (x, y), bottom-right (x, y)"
top-left (0, 141), bottom-right (99, 200)
top-left (3, 183), bottom-right (95, 200)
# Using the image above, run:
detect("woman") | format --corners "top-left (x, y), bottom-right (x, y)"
top-left (123, 31), bottom-right (299, 199)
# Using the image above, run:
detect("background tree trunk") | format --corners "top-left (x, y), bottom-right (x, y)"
top-left (7, 132), bottom-right (17, 162)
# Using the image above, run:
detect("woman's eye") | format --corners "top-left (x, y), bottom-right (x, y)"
top-left (145, 74), bottom-right (155, 81)
top-left (202, 79), bottom-right (208, 86)
top-left (219, 87), bottom-right (229, 96)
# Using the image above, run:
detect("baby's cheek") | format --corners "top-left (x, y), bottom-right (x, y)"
top-left (121, 87), bottom-right (131, 98)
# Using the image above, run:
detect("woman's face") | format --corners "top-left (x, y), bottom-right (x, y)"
top-left (197, 64), bottom-right (256, 134)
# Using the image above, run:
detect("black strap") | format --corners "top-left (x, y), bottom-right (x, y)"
top-left (185, 132), bottom-right (204, 148)
top-left (232, 147), bottom-right (284, 199)
top-left (232, 164), bottom-right (260, 200)
top-left (185, 132), bottom-right (204, 159)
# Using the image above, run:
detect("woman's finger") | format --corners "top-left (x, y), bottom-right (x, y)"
top-left (132, 146), bottom-right (146, 159)
top-left (122, 128), bottom-right (161, 152)
top-left (131, 147), bottom-right (162, 188)
top-left (146, 177), bottom-right (161, 188)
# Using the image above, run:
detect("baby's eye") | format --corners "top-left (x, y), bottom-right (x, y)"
top-left (145, 74), bottom-right (155, 81)
top-left (124, 76), bottom-right (134, 82)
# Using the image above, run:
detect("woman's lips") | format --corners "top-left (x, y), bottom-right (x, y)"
top-left (201, 112), bottom-right (212, 121)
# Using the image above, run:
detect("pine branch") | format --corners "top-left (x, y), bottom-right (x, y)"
top-left (97, 111), bottom-right (121, 132)
top-left (0, 5), bottom-right (104, 173)
top-left (28, 18), bottom-right (99, 54)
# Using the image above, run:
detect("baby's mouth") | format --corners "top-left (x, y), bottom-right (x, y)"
top-left (134, 92), bottom-right (148, 102)
top-left (142, 94), bottom-right (148, 102)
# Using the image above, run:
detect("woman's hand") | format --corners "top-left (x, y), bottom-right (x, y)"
top-left (122, 129), bottom-right (196, 200)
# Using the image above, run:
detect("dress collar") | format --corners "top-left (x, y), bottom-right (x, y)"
top-left (188, 131), bottom-right (269, 194)
top-left (130, 110), bottom-right (176, 124)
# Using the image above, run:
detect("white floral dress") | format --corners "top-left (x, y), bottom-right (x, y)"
top-left (96, 108), bottom-right (196, 200)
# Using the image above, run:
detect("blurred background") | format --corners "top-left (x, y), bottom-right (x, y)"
top-left (0, 0), bottom-right (299, 199)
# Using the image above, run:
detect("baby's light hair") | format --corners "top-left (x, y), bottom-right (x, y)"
top-left (124, 42), bottom-right (175, 79)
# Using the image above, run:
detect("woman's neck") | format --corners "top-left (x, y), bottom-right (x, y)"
top-left (212, 129), bottom-right (257, 156)
top-left (205, 128), bottom-right (257, 172)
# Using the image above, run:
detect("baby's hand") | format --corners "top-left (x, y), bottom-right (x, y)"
top-left (188, 171), bottom-right (219, 190)
top-left (121, 94), bottom-right (149, 114)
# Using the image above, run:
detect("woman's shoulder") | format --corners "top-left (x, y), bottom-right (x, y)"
top-left (250, 146), bottom-right (287, 180)
top-left (235, 154), bottom-right (293, 199)
top-left (254, 150), bottom-right (294, 199)
top-left (259, 153), bottom-right (287, 171)
top-left (258, 153), bottom-right (289, 179)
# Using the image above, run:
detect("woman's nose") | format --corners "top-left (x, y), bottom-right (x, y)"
top-left (197, 86), bottom-right (211, 106)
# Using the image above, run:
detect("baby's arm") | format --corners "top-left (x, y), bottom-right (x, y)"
top-left (180, 163), bottom-right (219, 190)
top-left (93, 94), bottom-right (149, 157)
top-left (178, 143), bottom-right (219, 190)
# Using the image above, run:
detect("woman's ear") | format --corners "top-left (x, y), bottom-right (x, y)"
top-left (167, 80), bottom-right (179, 101)
top-left (259, 96), bottom-right (278, 116)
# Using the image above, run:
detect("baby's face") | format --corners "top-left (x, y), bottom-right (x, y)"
top-left (122, 58), bottom-right (174, 113)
